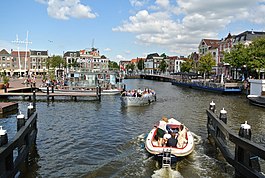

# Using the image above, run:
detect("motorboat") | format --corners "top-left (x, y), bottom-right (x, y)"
top-left (120, 89), bottom-right (156, 106)
top-left (145, 118), bottom-right (194, 164)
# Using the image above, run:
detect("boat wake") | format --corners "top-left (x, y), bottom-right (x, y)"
top-left (151, 167), bottom-right (183, 178)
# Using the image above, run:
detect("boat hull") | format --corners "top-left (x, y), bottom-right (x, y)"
top-left (247, 95), bottom-right (265, 108)
top-left (145, 118), bottom-right (194, 158)
top-left (120, 94), bottom-right (156, 106)
top-left (171, 80), bottom-right (242, 93)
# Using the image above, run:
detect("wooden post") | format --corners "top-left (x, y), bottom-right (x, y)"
top-left (207, 101), bottom-right (215, 135)
top-left (209, 101), bottom-right (215, 113)
top-left (0, 126), bottom-right (14, 171)
top-left (219, 108), bottom-right (227, 124)
top-left (17, 112), bottom-right (25, 131)
top-left (47, 85), bottom-right (49, 102)
top-left (27, 103), bottom-right (34, 119)
top-left (235, 121), bottom-right (260, 177)
top-left (33, 90), bottom-right (36, 110)
top-left (51, 85), bottom-right (54, 101)
top-left (0, 126), bottom-right (8, 146)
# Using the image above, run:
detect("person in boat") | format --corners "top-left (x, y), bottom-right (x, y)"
top-left (166, 131), bottom-right (178, 147)
top-left (163, 133), bottom-right (171, 146)
top-left (177, 124), bottom-right (188, 148)
top-left (155, 116), bottom-right (169, 146)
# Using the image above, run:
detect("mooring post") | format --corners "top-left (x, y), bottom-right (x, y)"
top-left (98, 85), bottom-right (101, 101)
top-left (27, 103), bottom-right (34, 119)
top-left (47, 85), bottom-right (50, 102)
top-left (33, 90), bottom-right (36, 110)
top-left (0, 126), bottom-right (14, 171)
top-left (235, 121), bottom-right (260, 177)
top-left (207, 101), bottom-right (215, 135)
top-left (209, 101), bottom-right (215, 113)
top-left (17, 112), bottom-right (25, 131)
top-left (51, 85), bottom-right (54, 101)
top-left (0, 126), bottom-right (8, 147)
top-left (219, 108), bottom-right (227, 124)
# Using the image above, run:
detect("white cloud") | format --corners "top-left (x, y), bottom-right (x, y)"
top-left (129, 0), bottom-right (149, 7)
top-left (104, 48), bottom-right (111, 52)
top-left (114, 0), bottom-right (265, 56)
top-left (36, 0), bottom-right (97, 20)
top-left (116, 55), bottom-right (126, 60)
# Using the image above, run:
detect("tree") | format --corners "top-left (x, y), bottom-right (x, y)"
top-left (46, 55), bottom-right (65, 69)
top-left (160, 53), bottom-right (167, 59)
top-left (180, 59), bottom-right (193, 72)
top-left (126, 63), bottom-right (135, 73)
top-left (158, 59), bottom-right (168, 73)
top-left (223, 43), bottom-right (249, 79)
top-left (137, 59), bottom-right (145, 71)
top-left (198, 53), bottom-right (215, 80)
top-left (108, 61), bottom-right (119, 70)
top-left (248, 37), bottom-right (265, 79)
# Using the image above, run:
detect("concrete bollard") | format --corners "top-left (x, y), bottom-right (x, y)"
top-left (27, 103), bottom-right (34, 119)
top-left (17, 112), bottom-right (25, 131)
top-left (0, 126), bottom-right (8, 146)
top-left (219, 108), bottom-right (227, 124)
top-left (209, 101), bottom-right (215, 113)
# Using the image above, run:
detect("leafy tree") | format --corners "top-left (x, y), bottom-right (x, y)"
top-left (223, 43), bottom-right (249, 79)
top-left (198, 53), bottom-right (215, 80)
top-left (180, 59), bottom-right (193, 72)
top-left (158, 59), bottom-right (168, 73)
top-left (46, 55), bottom-right (65, 69)
top-left (126, 63), bottom-right (135, 72)
top-left (248, 37), bottom-right (265, 79)
top-left (160, 53), bottom-right (167, 59)
top-left (137, 59), bottom-right (145, 71)
top-left (108, 61), bottom-right (119, 70)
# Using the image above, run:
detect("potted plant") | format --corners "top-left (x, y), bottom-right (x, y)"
top-left (3, 76), bottom-right (10, 88)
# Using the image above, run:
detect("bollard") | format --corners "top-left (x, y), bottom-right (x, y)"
top-left (33, 90), bottom-right (36, 109)
top-left (27, 103), bottom-right (34, 119)
top-left (17, 112), bottom-right (25, 131)
top-left (235, 121), bottom-right (260, 177)
top-left (219, 108), bottom-right (227, 124)
top-left (0, 126), bottom-right (8, 146)
top-left (209, 101), bottom-right (215, 113)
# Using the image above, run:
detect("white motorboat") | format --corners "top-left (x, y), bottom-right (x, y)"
top-left (145, 118), bottom-right (194, 160)
top-left (120, 90), bottom-right (156, 106)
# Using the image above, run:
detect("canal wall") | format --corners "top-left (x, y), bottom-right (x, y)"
top-left (207, 101), bottom-right (265, 178)
top-left (0, 103), bottom-right (37, 178)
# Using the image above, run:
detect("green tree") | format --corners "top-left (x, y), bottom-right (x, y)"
top-left (126, 63), bottom-right (135, 72)
top-left (223, 43), bottom-right (249, 79)
top-left (198, 53), bottom-right (215, 80)
top-left (158, 59), bottom-right (168, 73)
top-left (108, 61), bottom-right (119, 70)
top-left (137, 59), bottom-right (145, 71)
top-left (46, 55), bottom-right (65, 69)
top-left (180, 59), bottom-right (193, 72)
top-left (160, 53), bottom-right (167, 59)
top-left (248, 37), bottom-right (265, 79)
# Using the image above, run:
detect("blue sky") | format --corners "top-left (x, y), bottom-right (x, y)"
top-left (0, 0), bottom-right (264, 62)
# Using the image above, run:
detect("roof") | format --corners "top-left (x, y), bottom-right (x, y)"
top-left (233, 30), bottom-right (265, 43)
top-left (63, 51), bottom-right (80, 57)
top-left (201, 39), bottom-right (221, 49)
top-left (11, 51), bottom-right (30, 57)
top-left (30, 50), bottom-right (48, 56)
top-left (0, 49), bottom-right (10, 56)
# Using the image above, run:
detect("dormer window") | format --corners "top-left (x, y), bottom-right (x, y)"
top-left (37, 52), bottom-right (41, 55)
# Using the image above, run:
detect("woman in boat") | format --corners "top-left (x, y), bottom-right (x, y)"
top-left (156, 116), bottom-right (169, 146)
top-left (166, 131), bottom-right (178, 147)
top-left (177, 124), bottom-right (188, 148)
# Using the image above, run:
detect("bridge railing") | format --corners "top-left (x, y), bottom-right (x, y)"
top-left (0, 103), bottom-right (37, 178)
top-left (207, 101), bottom-right (265, 178)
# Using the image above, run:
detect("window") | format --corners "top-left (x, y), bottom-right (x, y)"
top-left (37, 52), bottom-right (41, 55)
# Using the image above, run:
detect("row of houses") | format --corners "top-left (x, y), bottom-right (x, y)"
top-left (0, 47), bottom-right (109, 77)
top-left (120, 30), bottom-right (265, 76)
top-left (0, 30), bottom-right (264, 78)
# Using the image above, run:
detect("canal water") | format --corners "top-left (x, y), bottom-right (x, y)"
top-left (1, 79), bottom-right (265, 178)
